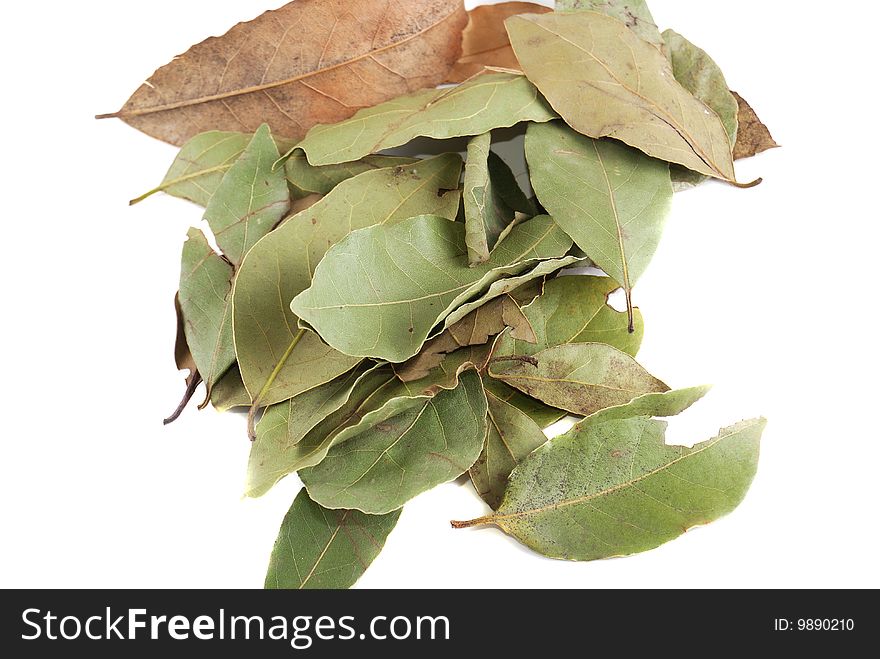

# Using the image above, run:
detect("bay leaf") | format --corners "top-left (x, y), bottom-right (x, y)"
top-left (210, 365), bottom-right (251, 412)
top-left (98, 0), bottom-right (468, 146)
top-left (285, 153), bottom-right (419, 195)
top-left (396, 295), bottom-right (534, 382)
top-left (291, 214), bottom-right (573, 363)
top-left (470, 389), bottom-right (549, 509)
top-left (246, 367), bottom-right (400, 498)
top-left (488, 343), bottom-right (668, 416)
top-left (447, 2), bottom-right (553, 83)
top-left (247, 363), bottom-right (377, 498)
top-left (131, 131), bottom-right (250, 207)
top-left (493, 275), bottom-right (644, 359)
top-left (555, 0), bottom-right (663, 49)
top-left (483, 275), bottom-right (644, 428)
top-left (584, 385), bottom-right (712, 425)
top-left (233, 154), bottom-right (463, 413)
top-left (663, 30), bottom-right (738, 146)
top-left (177, 228), bottom-right (235, 394)
top-left (440, 255), bottom-right (585, 330)
top-left (453, 416), bottom-right (766, 561)
top-left (507, 12), bottom-right (754, 185)
top-left (301, 370), bottom-right (489, 514)
top-left (203, 125), bottom-right (290, 266)
top-left (663, 30), bottom-right (739, 190)
top-left (295, 72), bottom-right (557, 166)
top-left (525, 121), bottom-right (672, 325)
top-left (464, 133), bottom-right (532, 265)
top-left (246, 345), bottom-right (490, 498)
top-left (265, 488), bottom-right (400, 590)
top-left (483, 378), bottom-right (569, 429)
top-left (732, 92), bottom-right (779, 160)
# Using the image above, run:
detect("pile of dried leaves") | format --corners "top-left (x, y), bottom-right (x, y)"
top-left (102, 0), bottom-right (777, 588)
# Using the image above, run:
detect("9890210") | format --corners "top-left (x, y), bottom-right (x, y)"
top-left (774, 619), bottom-right (855, 631)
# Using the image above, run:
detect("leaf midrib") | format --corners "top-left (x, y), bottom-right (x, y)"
top-left (495, 428), bottom-right (739, 523)
top-left (299, 510), bottom-right (349, 589)
top-left (494, 372), bottom-right (652, 395)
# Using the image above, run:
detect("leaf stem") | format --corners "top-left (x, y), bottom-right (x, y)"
top-left (450, 516), bottom-right (495, 529)
top-left (163, 372), bottom-right (203, 425)
top-left (730, 177), bottom-right (763, 189)
top-left (625, 288), bottom-right (635, 334)
top-left (129, 187), bottom-right (162, 206)
top-left (247, 328), bottom-right (307, 440)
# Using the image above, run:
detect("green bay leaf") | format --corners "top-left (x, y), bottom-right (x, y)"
top-left (488, 343), bottom-right (668, 416)
top-left (247, 347), bottom-right (491, 498)
top-left (555, 0), bottom-right (663, 48)
top-left (663, 29), bottom-right (739, 190)
top-left (132, 131), bottom-right (250, 207)
top-left (296, 72), bottom-right (556, 166)
top-left (494, 275), bottom-right (643, 359)
top-left (265, 488), bottom-right (399, 590)
top-left (233, 154), bottom-right (463, 410)
top-left (483, 274), bottom-right (647, 430)
top-left (464, 133), bottom-right (526, 265)
top-left (247, 364), bottom-right (378, 498)
top-left (178, 228), bottom-right (235, 392)
top-left (285, 152), bottom-right (419, 195)
top-left (507, 12), bottom-right (747, 184)
top-left (301, 370), bottom-right (489, 514)
top-left (203, 124), bottom-right (290, 266)
top-left (441, 255), bottom-right (584, 330)
top-left (247, 367), bottom-right (402, 497)
top-left (525, 121), bottom-right (672, 324)
top-left (209, 365), bottom-right (250, 412)
top-left (471, 389), bottom-right (550, 510)
top-left (455, 416), bottom-right (765, 561)
top-left (291, 215), bottom-right (573, 363)
top-left (584, 385), bottom-right (712, 425)
top-left (483, 378), bottom-right (569, 430)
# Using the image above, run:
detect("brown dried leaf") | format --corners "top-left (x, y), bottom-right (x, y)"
top-left (447, 2), bottom-right (552, 83)
top-left (164, 293), bottom-right (202, 425)
top-left (395, 295), bottom-right (535, 382)
top-left (732, 92), bottom-right (779, 160)
top-left (99, 0), bottom-right (468, 146)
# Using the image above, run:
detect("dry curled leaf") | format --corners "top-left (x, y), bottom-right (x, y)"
top-left (447, 2), bottom-right (552, 83)
top-left (99, 0), bottom-right (468, 145)
top-left (395, 295), bottom-right (535, 382)
top-left (164, 293), bottom-right (202, 425)
top-left (732, 92), bottom-right (779, 160)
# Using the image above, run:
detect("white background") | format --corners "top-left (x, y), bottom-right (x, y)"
top-left (1, 0), bottom-right (878, 589)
